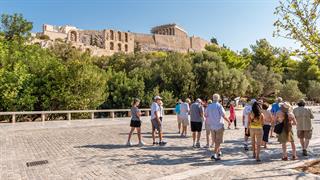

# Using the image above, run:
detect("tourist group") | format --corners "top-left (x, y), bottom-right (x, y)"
top-left (126, 94), bottom-right (314, 162)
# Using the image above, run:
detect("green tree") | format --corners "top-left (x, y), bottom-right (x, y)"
top-left (0, 61), bottom-right (36, 111)
top-left (193, 60), bottom-right (249, 99)
top-left (307, 80), bottom-right (320, 102)
top-left (279, 80), bottom-right (305, 102)
top-left (0, 13), bottom-right (33, 42)
top-left (295, 56), bottom-right (320, 93)
top-left (210, 37), bottom-right (218, 45)
top-left (219, 48), bottom-right (251, 70)
top-left (274, 0), bottom-right (320, 58)
top-left (250, 39), bottom-right (283, 73)
top-left (104, 70), bottom-right (144, 109)
top-left (247, 64), bottom-right (282, 97)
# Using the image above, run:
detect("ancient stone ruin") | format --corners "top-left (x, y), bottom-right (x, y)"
top-left (35, 23), bottom-right (210, 56)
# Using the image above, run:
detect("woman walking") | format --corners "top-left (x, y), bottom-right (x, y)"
top-left (276, 102), bottom-right (298, 160)
top-left (179, 98), bottom-right (190, 137)
top-left (248, 102), bottom-right (264, 162)
top-left (262, 103), bottom-right (272, 148)
top-left (127, 98), bottom-right (145, 146)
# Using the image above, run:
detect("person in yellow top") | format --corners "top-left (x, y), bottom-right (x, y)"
top-left (248, 102), bottom-right (264, 162)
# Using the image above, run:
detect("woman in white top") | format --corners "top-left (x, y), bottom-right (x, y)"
top-left (179, 98), bottom-right (191, 137)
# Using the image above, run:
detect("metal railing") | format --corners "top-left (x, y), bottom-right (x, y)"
top-left (0, 108), bottom-right (175, 123)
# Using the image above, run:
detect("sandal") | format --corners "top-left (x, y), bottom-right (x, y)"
top-left (292, 156), bottom-right (298, 160)
top-left (281, 157), bottom-right (288, 161)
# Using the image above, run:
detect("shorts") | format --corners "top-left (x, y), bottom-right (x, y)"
top-left (179, 115), bottom-right (189, 126)
top-left (297, 130), bottom-right (312, 139)
top-left (177, 115), bottom-right (182, 124)
top-left (151, 118), bottom-right (162, 131)
top-left (211, 128), bottom-right (224, 144)
top-left (130, 120), bottom-right (141, 128)
top-left (191, 122), bottom-right (203, 132)
top-left (250, 128), bottom-right (263, 144)
top-left (263, 125), bottom-right (271, 142)
top-left (245, 128), bottom-right (250, 137)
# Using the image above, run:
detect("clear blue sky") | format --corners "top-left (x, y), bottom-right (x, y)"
top-left (0, 0), bottom-right (298, 51)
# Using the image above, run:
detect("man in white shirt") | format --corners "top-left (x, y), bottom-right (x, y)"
top-left (151, 96), bottom-right (166, 146)
top-left (205, 94), bottom-right (230, 161)
top-left (242, 99), bottom-right (255, 151)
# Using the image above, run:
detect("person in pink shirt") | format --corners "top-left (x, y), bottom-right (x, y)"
top-left (228, 101), bottom-right (237, 129)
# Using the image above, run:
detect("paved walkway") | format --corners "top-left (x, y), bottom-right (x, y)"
top-left (0, 107), bottom-right (320, 180)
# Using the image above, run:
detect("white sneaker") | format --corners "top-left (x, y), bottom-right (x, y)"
top-left (204, 144), bottom-right (209, 148)
top-left (138, 141), bottom-right (145, 146)
top-left (126, 141), bottom-right (132, 146)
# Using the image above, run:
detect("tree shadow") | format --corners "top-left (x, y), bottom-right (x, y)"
top-left (142, 135), bottom-right (187, 139)
top-left (232, 173), bottom-right (299, 180)
top-left (74, 144), bottom-right (129, 149)
top-left (118, 132), bottom-right (179, 135)
top-left (132, 151), bottom-right (210, 166)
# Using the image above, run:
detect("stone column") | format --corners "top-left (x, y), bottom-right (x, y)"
top-left (110, 112), bottom-right (115, 119)
top-left (41, 114), bottom-right (46, 122)
top-left (12, 114), bottom-right (16, 124)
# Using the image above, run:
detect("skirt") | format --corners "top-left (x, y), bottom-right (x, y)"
top-left (278, 129), bottom-right (294, 143)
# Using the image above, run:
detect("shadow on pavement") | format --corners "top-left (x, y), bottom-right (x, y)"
top-left (131, 151), bottom-right (209, 166)
top-left (118, 132), bottom-right (180, 135)
top-left (74, 144), bottom-right (129, 149)
top-left (232, 173), bottom-right (299, 180)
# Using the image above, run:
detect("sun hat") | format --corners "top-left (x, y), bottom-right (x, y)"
top-left (277, 97), bottom-right (283, 102)
top-left (154, 96), bottom-right (162, 100)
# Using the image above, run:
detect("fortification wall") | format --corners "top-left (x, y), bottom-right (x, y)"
top-left (134, 33), bottom-right (155, 44)
top-left (154, 34), bottom-right (190, 52)
top-left (190, 36), bottom-right (209, 52)
top-left (43, 31), bottom-right (67, 40)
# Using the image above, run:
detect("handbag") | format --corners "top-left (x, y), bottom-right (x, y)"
top-left (274, 122), bottom-right (284, 134)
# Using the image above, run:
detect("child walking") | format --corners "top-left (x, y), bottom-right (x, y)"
top-left (127, 98), bottom-right (145, 146)
top-left (228, 101), bottom-right (237, 129)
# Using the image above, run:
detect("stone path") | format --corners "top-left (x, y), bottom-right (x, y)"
top-left (0, 107), bottom-right (320, 180)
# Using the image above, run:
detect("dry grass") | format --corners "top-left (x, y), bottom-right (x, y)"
top-left (296, 159), bottom-right (320, 175)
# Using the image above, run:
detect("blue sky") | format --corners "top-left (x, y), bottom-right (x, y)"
top-left (0, 0), bottom-right (298, 51)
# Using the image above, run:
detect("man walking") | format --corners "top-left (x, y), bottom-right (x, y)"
top-left (151, 96), bottom-right (166, 146)
top-left (293, 99), bottom-right (314, 156)
top-left (175, 99), bottom-right (182, 133)
top-left (190, 98), bottom-right (205, 148)
top-left (206, 94), bottom-right (231, 161)
top-left (270, 97), bottom-right (283, 137)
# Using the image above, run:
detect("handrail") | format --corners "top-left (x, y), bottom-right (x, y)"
top-left (0, 108), bottom-right (175, 123)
